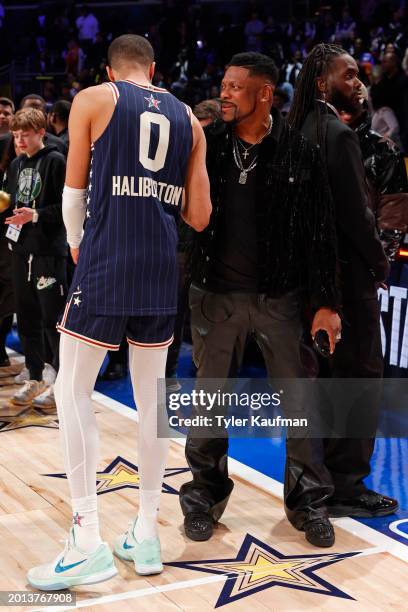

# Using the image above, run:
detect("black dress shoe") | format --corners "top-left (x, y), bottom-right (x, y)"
top-left (327, 490), bottom-right (399, 518)
top-left (304, 518), bottom-right (335, 547)
top-left (184, 512), bottom-right (214, 541)
top-left (100, 363), bottom-right (127, 381)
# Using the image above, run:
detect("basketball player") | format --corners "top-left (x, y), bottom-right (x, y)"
top-left (27, 34), bottom-right (211, 590)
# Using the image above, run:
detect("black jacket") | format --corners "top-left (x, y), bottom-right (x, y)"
top-left (355, 114), bottom-right (408, 196)
top-left (301, 107), bottom-right (389, 300)
top-left (5, 145), bottom-right (67, 257)
top-left (190, 109), bottom-right (339, 311)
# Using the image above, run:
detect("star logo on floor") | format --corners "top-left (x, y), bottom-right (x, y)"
top-left (0, 406), bottom-right (59, 432)
top-left (144, 93), bottom-right (161, 110)
top-left (44, 455), bottom-right (190, 495)
top-left (167, 533), bottom-right (364, 607)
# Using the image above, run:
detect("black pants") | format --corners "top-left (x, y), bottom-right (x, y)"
top-left (180, 286), bottom-right (334, 523)
top-left (324, 298), bottom-right (382, 497)
top-left (284, 297), bottom-right (383, 527)
top-left (165, 251), bottom-right (190, 378)
top-left (12, 253), bottom-right (67, 381)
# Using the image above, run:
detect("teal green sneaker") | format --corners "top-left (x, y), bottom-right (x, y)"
top-left (27, 527), bottom-right (118, 591)
top-left (113, 520), bottom-right (163, 575)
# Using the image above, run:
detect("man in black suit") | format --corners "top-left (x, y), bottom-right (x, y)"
top-left (286, 44), bottom-right (398, 533)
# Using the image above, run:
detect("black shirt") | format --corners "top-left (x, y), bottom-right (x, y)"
top-left (211, 140), bottom-right (259, 292)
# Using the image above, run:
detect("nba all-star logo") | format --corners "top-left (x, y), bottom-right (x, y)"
top-left (144, 94), bottom-right (161, 110)
top-left (167, 534), bottom-right (382, 607)
top-left (0, 406), bottom-right (58, 431)
top-left (17, 168), bottom-right (42, 203)
top-left (44, 455), bottom-right (189, 495)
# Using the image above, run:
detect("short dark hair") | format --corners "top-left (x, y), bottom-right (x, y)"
top-left (0, 97), bottom-right (15, 113)
top-left (108, 34), bottom-right (154, 70)
top-left (20, 93), bottom-right (46, 112)
top-left (50, 100), bottom-right (71, 123)
top-left (227, 52), bottom-right (279, 85)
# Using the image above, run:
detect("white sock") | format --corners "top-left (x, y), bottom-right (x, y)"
top-left (133, 489), bottom-right (161, 542)
top-left (72, 495), bottom-right (102, 553)
top-left (128, 344), bottom-right (170, 543)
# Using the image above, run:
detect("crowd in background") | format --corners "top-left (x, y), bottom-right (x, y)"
top-left (0, 1), bottom-right (407, 150)
top-left (0, 0), bottom-right (407, 400)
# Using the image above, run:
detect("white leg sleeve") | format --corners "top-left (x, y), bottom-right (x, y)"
top-left (54, 333), bottom-right (106, 500)
top-left (129, 344), bottom-right (170, 541)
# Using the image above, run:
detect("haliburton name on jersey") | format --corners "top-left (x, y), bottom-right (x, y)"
top-left (112, 175), bottom-right (183, 206)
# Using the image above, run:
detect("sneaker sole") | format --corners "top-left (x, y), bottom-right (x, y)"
top-left (328, 503), bottom-right (399, 518)
top-left (32, 402), bottom-right (57, 410)
top-left (10, 398), bottom-right (33, 406)
top-left (27, 564), bottom-right (118, 591)
top-left (113, 545), bottom-right (163, 574)
top-left (135, 562), bottom-right (163, 575)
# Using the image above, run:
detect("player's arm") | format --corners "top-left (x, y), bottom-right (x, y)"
top-left (62, 89), bottom-right (93, 262)
top-left (181, 115), bottom-right (212, 232)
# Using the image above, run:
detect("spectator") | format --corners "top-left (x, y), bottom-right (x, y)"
top-left (335, 7), bottom-right (357, 45)
top-left (193, 99), bottom-right (222, 127)
top-left (47, 100), bottom-right (71, 150)
top-left (0, 97), bottom-right (14, 162)
top-left (370, 83), bottom-right (401, 146)
top-left (376, 52), bottom-right (408, 151)
top-left (5, 108), bottom-right (67, 408)
top-left (244, 12), bottom-right (264, 52)
top-left (20, 95), bottom-right (67, 156)
top-left (64, 40), bottom-right (85, 76)
top-left (272, 87), bottom-right (290, 116)
top-left (76, 5), bottom-right (99, 53)
top-left (0, 135), bottom-right (19, 371)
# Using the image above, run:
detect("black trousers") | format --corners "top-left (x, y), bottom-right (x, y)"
top-left (284, 297), bottom-right (383, 527)
top-left (165, 251), bottom-right (191, 378)
top-left (12, 253), bottom-right (67, 380)
top-left (324, 298), bottom-right (382, 497)
top-left (180, 286), bottom-right (334, 523)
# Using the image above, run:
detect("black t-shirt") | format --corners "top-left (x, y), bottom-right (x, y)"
top-left (211, 141), bottom-right (259, 292)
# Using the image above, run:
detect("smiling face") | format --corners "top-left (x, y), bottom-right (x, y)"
top-left (319, 53), bottom-right (363, 114)
top-left (219, 66), bottom-right (274, 124)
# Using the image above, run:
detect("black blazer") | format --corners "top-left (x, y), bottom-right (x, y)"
top-left (302, 107), bottom-right (389, 300)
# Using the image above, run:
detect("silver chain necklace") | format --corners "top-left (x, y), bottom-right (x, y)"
top-left (232, 115), bottom-right (273, 184)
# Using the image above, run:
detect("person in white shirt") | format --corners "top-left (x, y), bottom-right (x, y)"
top-left (75, 5), bottom-right (99, 51)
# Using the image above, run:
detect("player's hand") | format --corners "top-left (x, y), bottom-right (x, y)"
top-left (70, 247), bottom-right (80, 264)
top-left (5, 207), bottom-right (34, 225)
top-left (311, 308), bottom-right (342, 355)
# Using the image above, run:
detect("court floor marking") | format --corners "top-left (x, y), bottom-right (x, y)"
top-left (31, 547), bottom-right (386, 612)
top-left (91, 390), bottom-right (408, 564)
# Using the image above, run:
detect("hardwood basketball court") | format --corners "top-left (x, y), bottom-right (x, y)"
top-left (0, 356), bottom-right (406, 612)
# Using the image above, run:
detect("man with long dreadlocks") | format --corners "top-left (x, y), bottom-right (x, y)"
top-left (286, 43), bottom-right (398, 540)
top-left (179, 52), bottom-right (343, 548)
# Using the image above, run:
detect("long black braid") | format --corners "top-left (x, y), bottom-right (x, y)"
top-left (287, 43), bottom-right (346, 150)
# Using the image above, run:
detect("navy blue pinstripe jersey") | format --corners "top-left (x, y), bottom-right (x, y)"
top-left (70, 80), bottom-right (193, 316)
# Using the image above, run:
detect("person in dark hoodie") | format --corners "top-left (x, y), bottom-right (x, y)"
top-left (4, 107), bottom-right (67, 407)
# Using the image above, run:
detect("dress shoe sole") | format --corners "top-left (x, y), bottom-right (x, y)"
top-left (328, 502), bottom-right (399, 518)
top-left (184, 526), bottom-right (213, 542)
top-left (305, 534), bottom-right (335, 547)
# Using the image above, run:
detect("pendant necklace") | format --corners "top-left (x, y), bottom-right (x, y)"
top-left (233, 115), bottom-right (273, 184)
